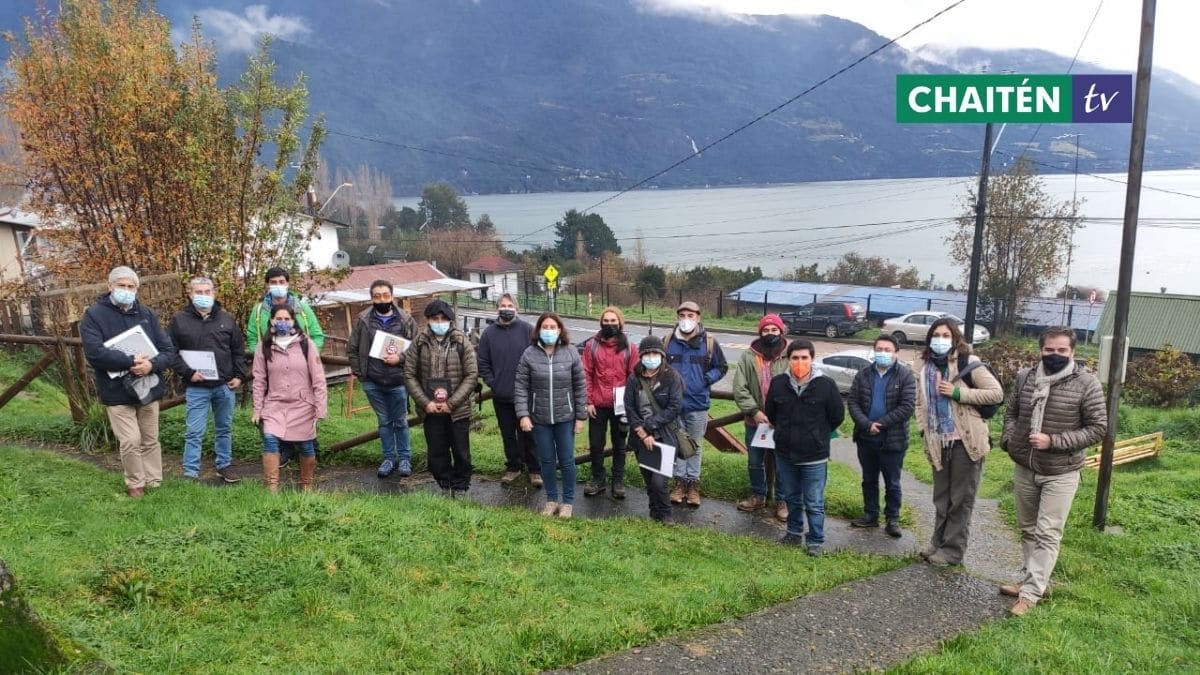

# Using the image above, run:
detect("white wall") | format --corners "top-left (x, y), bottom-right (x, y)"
top-left (305, 223), bottom-right (341, 270)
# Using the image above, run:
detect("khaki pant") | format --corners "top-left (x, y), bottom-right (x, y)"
top-left (106, 402), bottom-right (163, 489)
top-left (1013, 463), bottom-right (1081, 603)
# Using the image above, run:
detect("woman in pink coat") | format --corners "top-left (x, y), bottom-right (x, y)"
top-left (252, 306), bottom-right (327, 491)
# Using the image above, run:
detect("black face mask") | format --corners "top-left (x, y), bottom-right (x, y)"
top-left (498, 309), bottom-right (516, 322)
top-left (600, 324), bottom-right (620, 338)
top-left (760, 334), bottom-right (781, 348)
top-left (1042, 353), bottom-right (1071, 374)
top-left (373, 302), bottom-right (393, 315)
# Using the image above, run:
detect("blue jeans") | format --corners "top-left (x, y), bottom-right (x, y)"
top-left (534, 421), bottom-right (577, 504)
top-left (857, 440), bottom-right (905, 521)
top-left (673, 410), bottom-right (708, 481)
top-left (182, 385), bottom-right (235, 477)
top-left (263, 433), bottom-right (315, 457)
top-left (775, 460), bottom-right (828, 546)
top-left (361, 381), bottom-right (411, 463)
top-left (745, 424), bottom-right (787, 501)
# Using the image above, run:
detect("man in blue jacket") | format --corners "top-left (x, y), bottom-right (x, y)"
top-left (476, 294), bottom-right (540, 485)
top-left (665, 301), bottom-right (728, 507)
top-left (80, 266), bottom-right (176, 498)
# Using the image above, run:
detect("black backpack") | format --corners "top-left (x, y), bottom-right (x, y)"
top-left (953, 353), bottom-right (1003, 419)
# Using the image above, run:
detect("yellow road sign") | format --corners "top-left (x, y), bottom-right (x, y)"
top-left (543, 264), bottom-right (559, 283)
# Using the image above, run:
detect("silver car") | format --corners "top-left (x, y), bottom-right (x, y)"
top-left (815, 349), bottom-right (873, 394)
top-left (881, 311), bottom-right (990, 345)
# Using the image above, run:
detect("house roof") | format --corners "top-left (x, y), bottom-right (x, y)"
top-left (462, 255), bottom-right (522, 273)
top-left (0, 208), bottom-right (42, 229)
top-left (305, 260), bottom-right (488, 306)
top-left (1095, 292), bottom-right (1200, 354)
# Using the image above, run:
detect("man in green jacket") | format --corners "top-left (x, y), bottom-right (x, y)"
top-left (732, 313), bottom-right (790, 521)
top-left (246, 267), bottom-right (325, 352)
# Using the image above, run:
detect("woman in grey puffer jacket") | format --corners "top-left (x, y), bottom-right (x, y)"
top-left (515, 312), bottom-right (588, 518)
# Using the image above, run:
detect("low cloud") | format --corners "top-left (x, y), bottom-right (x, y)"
top-left (195, 4), bottom-right (310, 53)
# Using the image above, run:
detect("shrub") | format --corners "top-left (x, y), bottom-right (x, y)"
top-left (974, 339), bottom-right (1039, 388)
top-left (1125, 345), bottom-right (1200, 407)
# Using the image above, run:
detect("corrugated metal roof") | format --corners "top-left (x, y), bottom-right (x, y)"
top-left (1095, 292), bottom-right (1200, 354)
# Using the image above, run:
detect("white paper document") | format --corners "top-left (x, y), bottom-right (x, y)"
top-left (369, 331), bottom-right (411, 360)
top-left (750, 423), bottom-right (775, 449)
top-left (180, 350), bottom-right (219, 380)
top-left (103, 325), bottom-right (159, 379)
top-left (612, 386), bottom-right (626, 415)
top-left (638, 442), bottom-right (677, 477)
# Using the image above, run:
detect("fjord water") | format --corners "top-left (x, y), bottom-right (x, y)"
top-left (402, 170), bottom-right (1200, 295)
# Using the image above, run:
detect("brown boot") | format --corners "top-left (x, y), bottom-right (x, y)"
top-left (686, 481), bottom-right (701, 508)
top-left (298, 455), bottom-right (316, 491)
top-left (774, 501), bottom-right (788, 522)
top-left (261, 453), bottom-right (280, 493)
top-left (669, 479), bottom-right (686, 504)
top-left (736, 494), bottom-right (766, 512)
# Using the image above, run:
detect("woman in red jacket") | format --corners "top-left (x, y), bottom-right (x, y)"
top-left (582, 307), bottom-right (638, 499)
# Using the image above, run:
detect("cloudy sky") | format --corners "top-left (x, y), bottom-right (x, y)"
top-left (648, 0), bottom-right (1198, 85)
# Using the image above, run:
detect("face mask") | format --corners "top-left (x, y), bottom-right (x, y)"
top-left (678, 319), bottom-right (697, 334)
top-left (1042, 353), bottom-right (1071, 374)
top-left (790, 360), bottom-right (812, 380)
top-left (641, 355), bottom-right (662, 370)
top-left (373, 302), bottom-right (393, 315)
top-left (273, 320), bottom-right (293, 336)
top-left (268, 284), bottom-right (288, 299)
top-left (760, 334), bottom-right (781, 348)
top-left (539, 329), bottom-right (560, 346)
top-left (600, 324), bottom-right (619, 338)
top-left (111, 289), bottom-right (137, 306)
top-left (192, 294), bottom-right (214, 311)
top-left (874, 352), bottom-right (894, 368)
top-left (429, 321), bottom-right (450, 336)
top-left (498, 308), bottom-right (516, 322)
top-left (929, 337), bottom-right (953, 356)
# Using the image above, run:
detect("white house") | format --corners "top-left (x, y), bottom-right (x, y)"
top-left (461, 255), bottom-right (523, 302)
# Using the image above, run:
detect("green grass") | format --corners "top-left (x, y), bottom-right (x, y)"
top-left (0, 446), bottom-right (904, 673)
top-left (893, 405), bottom-right (1200, 673)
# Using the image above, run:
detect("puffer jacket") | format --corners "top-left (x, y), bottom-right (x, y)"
top-left (80, 293), bottom-right (176, 406)
top-left (346, 304), bottom-right (417, 387)
top-left (1001, 362), bottom-right (1107, 475)
top-left (763, 373), bottom-right (845, 464)
top-left (913, 350), bottom-right (1005, 471)
top-left (514, 344), bottom-right (588, 425)
top-left (731, 338), bottom-right (789, 423)
top-left (403, 327), bottom-right (478, 421)
top-left (581, 333), bottom-right (638, 408)
top-left (624, 365), bottom-right (684, 464)
top-left (847, 361), bottom-right (917, 452)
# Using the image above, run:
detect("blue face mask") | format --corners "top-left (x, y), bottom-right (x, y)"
top-left (192, 294), bottom-right (214, 311)
top-left (111, 288), bottom-right (137, 306)
top-left (929, 337), bottom-right (953, 356)
top-left (429, 321), bottom-right (450, 336)
top-left (874, 351), bottom-right (894, 368)
top-left (268, 284), bottom-right (289, 299)
top-left (539, 329), bottom-right (560, 346)
top-left (641, 355), bottom-right (662, 370)
top-left (273, 320), bottom-right (293, 335)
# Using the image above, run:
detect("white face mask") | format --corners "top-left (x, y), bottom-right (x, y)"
top-left (678, 319), bottom-right (697, 334)
top-left (929, 337), bottom-right (953, 356)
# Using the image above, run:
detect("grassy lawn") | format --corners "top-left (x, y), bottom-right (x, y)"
top-left (893, 405), bottom-right (1200, 673)
top-left (0, 446), bottom-right (905, 673)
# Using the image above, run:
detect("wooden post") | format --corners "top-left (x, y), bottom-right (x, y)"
top-left (55, 338), bottom-right (85, 423)
top-left (0, 349), bottom-right (58, 412)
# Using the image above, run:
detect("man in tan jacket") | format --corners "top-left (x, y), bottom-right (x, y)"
top-left (1001, 326), bottom-right (1107, 616)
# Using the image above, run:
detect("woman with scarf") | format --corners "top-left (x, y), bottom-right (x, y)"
top-left (622, 336), bottom-right (684, 523)
top-left (913, 317), bottom-right (1004, 567)
top-left (732, 313), bottom-right (791, 520)
top-left (252, 305), bottom-right (328, 492)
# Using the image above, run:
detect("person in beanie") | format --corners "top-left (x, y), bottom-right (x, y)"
top-left (347, 280), bottom-right (418, 479)
top-left (623, 335), bottom-right (684, 523)
top-left (404, 299), bottom-right (478, 496)
top-left (477, 293), bottom-right (540, 486)
top-left (581, 306), bottom-right (638, 499)
top-left (732, 313), bottom-right (791, 520)
top-left (665, 300), bottom-right (728, 508)
top-left (1000, 326), bottom-right (1106, 616)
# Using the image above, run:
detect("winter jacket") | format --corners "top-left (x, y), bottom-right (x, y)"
top-left (913, 351), bottom-right (1005, 471)
top-left (251, 334), bottom-right (327, 441)
top-left (624, 365), bottom-right (684, 463)
top-left (847, 361), bottom-right (917, 452)
top-left (665, 327), bottom-right (728, 413)
top-left (731, 338), bottom-right (789, 423)
top-left (514, 344), bottom-right (588, 426)
top-left (764, 373), bottom-right (845, 465)
top-left (246, 292), bottom-right (325, 352)
top-left (346, 304), bottom-right (417, 388)
top-left (404, 327), bottom-right (478, 422)
top-left (476, 318), bottom-right (533, 403)
top-left (168, 302), bottom-right (247, 388)
top-left (1001, 362), bottom-right (1107, 475)
top-left (581, 333), bottom-right (638, 409)
top-left (80, 293), bottom-right (176, 406)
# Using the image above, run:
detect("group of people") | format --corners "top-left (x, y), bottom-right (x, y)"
top-left (80, 265), bottom-right (1106, 616)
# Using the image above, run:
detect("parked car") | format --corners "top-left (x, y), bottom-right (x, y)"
top-left (815, 349), bottom-right (873, 394)
top-left (881, 311), bottom-right (990, 345)
top-left (780, 302), bottom-right (868, 338)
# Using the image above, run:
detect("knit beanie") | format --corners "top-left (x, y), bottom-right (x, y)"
top-left (758, 313), bottom-right (786, 335)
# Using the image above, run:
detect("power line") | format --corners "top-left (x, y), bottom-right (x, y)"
top-left (992, 149), bottom-right (1200, 200)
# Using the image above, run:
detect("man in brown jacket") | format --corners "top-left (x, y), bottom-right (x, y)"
top-left (1001, 326), bottom-right (1107, 616)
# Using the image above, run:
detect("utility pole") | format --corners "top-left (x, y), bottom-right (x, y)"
top-left (1060, 133), bottom-right (1083, 324)
top-left (1095, 0), bottom-right (1156, 531)
top-left (963, 122), bottom-right (993, 342)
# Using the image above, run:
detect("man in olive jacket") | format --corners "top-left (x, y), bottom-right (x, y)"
top-left (1000, 326), bottom-right (1107, 616)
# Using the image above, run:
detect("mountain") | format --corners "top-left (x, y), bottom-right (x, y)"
top-left (1, 1), bottom-right (1198, 195)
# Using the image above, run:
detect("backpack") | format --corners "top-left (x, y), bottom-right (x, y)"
top-left (953, 353), bottom-right (1003, 419)
top-left (667, 333), bottom-right (716, 370)
top-left (588, 336), bottom-right (633, 372)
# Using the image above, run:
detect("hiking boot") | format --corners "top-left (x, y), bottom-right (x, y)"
top-left (779, 533), bottom-right (804, 547)
top-left (669, 480), bottom-right (686, 504)
top-left (850, 516), bottom-right (879, 528)
top-left (1010, 598), bottom-right (1035, 616)
top-left (583, 479), bottom-right (605, 497)
top-left (501, 470), bottom-right (522, 484)
top-left (999, 584), bottom-right (1021, 598)
top-left (885, 520), bottom-right (902, 538)
top-left (126, 486), bottom-right (145, 499)
top-left (806, 545), bottom-right (824, 558)
top-left (398, 459), bottom-right (412, 477)
top-left (736, 495), bottom-right (766, 512)
top-left (216, 465), bottom-right (241, 483)
top-left (541, 501), bottom-right (559, 517)
top-left (774, 501), bottom-right (788, 522)
top-left (558, 504), bottom-right (573, 519)
top-left (918, 546), bottom-right (938, 561)
top-left (610, 480), bottom-right (626, 500)
top-left (925, 551), bottom-right (954, 568)
top-left (377, 459), bottom-right (397, 478)
top-left (686, 481), bottom-right (701, 508)
top-left (529, 473), bottom-right (544, 488)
